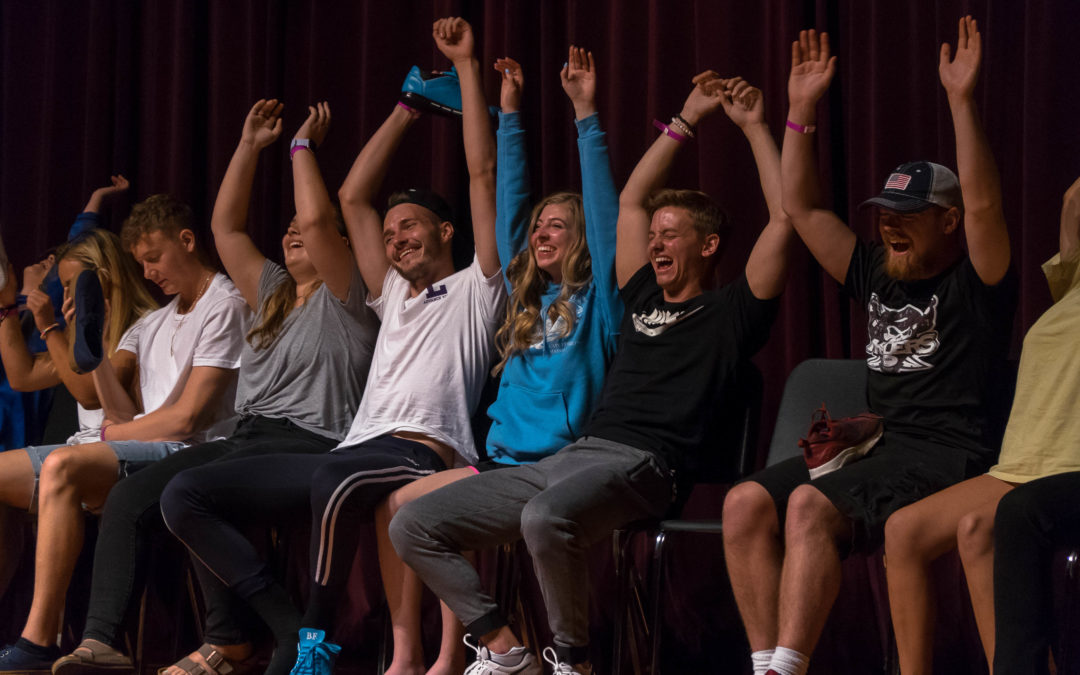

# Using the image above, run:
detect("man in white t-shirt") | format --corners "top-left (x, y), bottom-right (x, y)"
top-left (157, 18), bottom-right (504, 675)
top-left (0, 194), bottom-right (247, 669)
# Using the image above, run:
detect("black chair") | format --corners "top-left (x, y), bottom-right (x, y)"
top-left (611, 360), bottom-right (764, 675)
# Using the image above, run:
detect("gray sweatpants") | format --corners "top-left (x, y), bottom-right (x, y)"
top-left (389, 436), bottom-right (673, 659)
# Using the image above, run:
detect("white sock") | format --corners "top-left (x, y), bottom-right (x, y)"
top-left (489, 645), bottom-right (531, 666)
top-left (751, 649), bottom-right (774, 675)
top-left (767, 646), bottom-right (809, 675)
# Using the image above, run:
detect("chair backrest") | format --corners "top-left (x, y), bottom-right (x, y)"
top-left (766, 358), bottom-right (868, 467)
top-left (691, 359), bottom-right (764, 484)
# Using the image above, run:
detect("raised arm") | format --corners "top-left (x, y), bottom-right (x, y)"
top-left (434, 17), bottom-right (499, 277)
top-left (617, 71), bottom-right (724, 287)
top-left (1061, 176), bottom-right (1080, 261)
top-left (720, 78), bottom-right (795, 300)
top-left (211, 99), bottom-right (283, 308)
top-left (564, 47), bottom-right (620, 314)
top-left (0, 261), bottom-right (61, 393)
top-left (940, 15), bottom-right (1010, 284)
top-left (82, 175), bottom-right (130, 214)
top-left (291, 102), bottom-right (356, 301)
top-left (782, 30), bottom-right (852, 284)
top-left (492, 56), bottom-right (532, 278)
top-left (338, 105), bottom-right (418, 299)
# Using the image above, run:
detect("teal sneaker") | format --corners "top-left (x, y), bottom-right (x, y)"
top-left (288, 629), bottom-right (341, 675)
top-left (400, 66), bottom-right (462, 117)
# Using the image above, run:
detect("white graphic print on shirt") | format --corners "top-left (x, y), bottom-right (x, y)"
top-left (866, 292), bottom-right (940, 373)
top-left (528, 299), bottom-right (587, 352)
top-left (632, 305), bottom-right (704, 337)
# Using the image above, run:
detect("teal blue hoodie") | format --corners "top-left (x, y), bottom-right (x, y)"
top-left (485, 112), bottom-right (621, 464)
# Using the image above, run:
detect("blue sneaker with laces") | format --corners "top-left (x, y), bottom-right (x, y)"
top-left (0, 638), bottom-right (61, 672)
top-left (288, 629), bottom-right (341, 675)
top-left (400, 66), bottom-right (462, 117)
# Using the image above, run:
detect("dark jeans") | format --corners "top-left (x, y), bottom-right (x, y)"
top-left (82, 416), bottom-right (336, 648)
top-left (993, 471), bottom-right (1080, 675)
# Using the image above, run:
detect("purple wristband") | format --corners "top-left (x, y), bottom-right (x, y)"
top-left (653, 119), bottom-right (687, 144)
top-left (397, 101), bottom-right (418, 114)
top-left (786, 119), bottom-right (817, 134)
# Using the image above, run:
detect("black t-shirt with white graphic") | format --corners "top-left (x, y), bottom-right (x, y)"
top-left (584, 264), bottom-right (778, 476)
top-left (845, 241), bottom-right (1017, 459)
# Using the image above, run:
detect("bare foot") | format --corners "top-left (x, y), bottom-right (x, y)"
top-left (159, 644), bottom-right (253, 675)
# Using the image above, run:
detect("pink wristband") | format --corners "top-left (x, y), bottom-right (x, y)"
top-left (100, 424), bottom-right (110, 442)
top-left (653, 119), bottom-right (687, 144)
top-left (397, 101), bottom-right (418, 114)
top-left (785, 119), bottom-right (817, 134)
top-left (290, 144), bottom-right (313, 160)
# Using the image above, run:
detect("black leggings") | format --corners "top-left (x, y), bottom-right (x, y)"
top-left (160, 435), bottom-right (446, 633)
top-left (82, 415), bottom-right (337, 648)
top-left (993, 471), bottom-right (1080, 675)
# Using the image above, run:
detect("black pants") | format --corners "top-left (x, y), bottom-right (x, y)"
top-left (82, 416), bottom-right (336, 648)
top-left (160, 435), bottom-right (446, 634)
top-left (993, 471), bottom-right (1080, 675)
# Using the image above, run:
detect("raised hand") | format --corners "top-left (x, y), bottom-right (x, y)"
top-left (679, 70), bottom-right (726, 126)
top-left (494, 57), bottom-right (524, 112)
top-left (939, 15), bottom-right (981, 101)
top-left (433, 17), bottom-right (475, 65)
top-left (295, 101), bottom-right (331, 148)
top-left (718, 77), bottom-right (765, 129)
top-left (560, 45), bottom-right (597, 118)
top-left (788, 29), bottom-right (838, 114)
top-left (92, 175), bottom-right (130, 201)
top-left (241, 98), bottom-right (284, 150)
top-left (25, 288), bottom-right (56, 331)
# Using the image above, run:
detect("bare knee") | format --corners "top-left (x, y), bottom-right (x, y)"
top-left (38, 447), bottom-right (83, 498)
top-left (785, 484), bottom-right (845, 546)
top-left (884, 502), bottom-right (937, 563)
top-left (956, 510), bottom-right (994, 562)
top-left (722, 481), bottom-right (779, 545)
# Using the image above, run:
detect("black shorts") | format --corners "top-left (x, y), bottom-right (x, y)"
top-left (747, 430), bottom-right (985, 555)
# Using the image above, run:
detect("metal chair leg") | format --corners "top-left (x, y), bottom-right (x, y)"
top-left (649, 530), bottom-right (668, 675)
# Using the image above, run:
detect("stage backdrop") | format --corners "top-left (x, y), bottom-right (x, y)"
top-left (2, 0), bottom-right (1079, 461)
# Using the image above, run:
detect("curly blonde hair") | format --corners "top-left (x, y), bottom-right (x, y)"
top-left (493, 192), bottom-right (590, 375)
top-left (57, 229), bottom-right (157, 356)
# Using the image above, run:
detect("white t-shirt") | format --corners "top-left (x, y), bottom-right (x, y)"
top-left (64, 404), bottom-right (106, 445)
top-left (338, 256), bottom-right (506, 464)
top-left (118, 273), bottom-right (248, 444)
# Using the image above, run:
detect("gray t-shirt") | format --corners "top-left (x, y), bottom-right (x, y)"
top-left (234, 260), bottom-right (379, 440)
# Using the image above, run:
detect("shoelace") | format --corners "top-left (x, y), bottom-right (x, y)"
top-left (542, 647), bottom-right (579, 674)
top-left (462, 635), bottom-right (494, 674)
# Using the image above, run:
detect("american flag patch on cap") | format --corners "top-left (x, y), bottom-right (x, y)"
top-left (885, 173), bottom-right (912, 190)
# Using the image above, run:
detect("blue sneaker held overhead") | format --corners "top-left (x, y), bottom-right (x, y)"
top-left (69, 269), bottom-right (105, 374)
top-left (400, 66), bottom-right (462, 117)
top-left (288, 628), bottom-right (341, 675)
top-left (0, 638), bottom-right (61, 672)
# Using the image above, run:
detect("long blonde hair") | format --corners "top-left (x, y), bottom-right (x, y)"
top-left (493, 192), bottom-right (591, 374)
top-left (57, 229), bottom-right (157, 356)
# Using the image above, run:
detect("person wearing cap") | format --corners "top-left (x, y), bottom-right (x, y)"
top-left (158, 16), bottom-right (504, 675)
top-left (721, 18), bottom-right (1017, 675)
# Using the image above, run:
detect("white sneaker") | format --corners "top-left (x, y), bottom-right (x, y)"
top-left (462, 635), bottom-right (542, 675)
top-left (542, 647), bottom-right (592, 674)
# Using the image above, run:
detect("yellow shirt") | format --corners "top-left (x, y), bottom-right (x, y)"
top-left (989, 251), bottom-right (1080, 482)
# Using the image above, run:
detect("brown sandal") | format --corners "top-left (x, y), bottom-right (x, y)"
top-left (52, 640), bottom-right (134, 675)
top-left (156, 645), bottom-right (242, 675)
